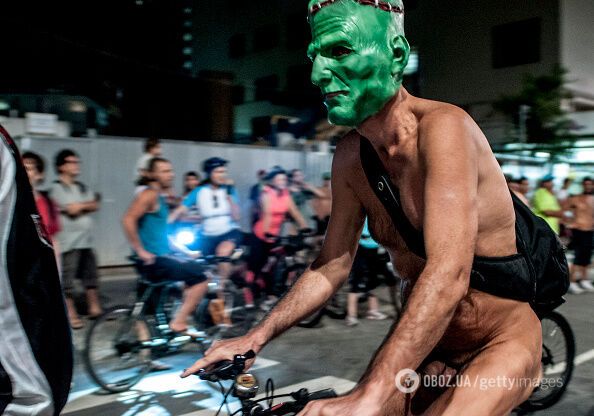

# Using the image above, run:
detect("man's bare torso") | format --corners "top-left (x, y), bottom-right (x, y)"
top-left (336, 96), bottom-right (533, 365)
top-left (569, 194), bottom-right (594, 231)
top-left (312, 187), bottom-right (332, 219)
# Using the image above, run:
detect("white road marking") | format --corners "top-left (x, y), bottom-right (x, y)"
top-left (574, 348), bottom-right (594, 366)
top-left (545, 348), bottom-right (594, 375)
top-left (179, 375), bottom-right (357, 416)
top-left (63, 357), bottom-right (280, 414)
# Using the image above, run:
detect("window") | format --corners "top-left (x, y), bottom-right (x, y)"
top-left (253, 24), bottom-right (280, 52)
top-left (254, 74), bottom-right (279, 101)
top-left (286, 12), bottom-right (310, 50)
top-left (492, 18), bottom-right (541, 68)
top-left (229, 33), bottom-right (247, 59)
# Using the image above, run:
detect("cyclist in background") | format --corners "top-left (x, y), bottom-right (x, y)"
top-left (245, 166), bottom-right (309, 308)
top-left (122, 157), bottom-right (209, 335)
top-left (170, 157), bottom-right (242, 323)
top-left (182, 171), bottom-right (201, 198)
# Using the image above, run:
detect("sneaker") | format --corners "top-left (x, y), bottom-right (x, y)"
top-left (568, 282), bottom-right (585, 295)
top-left (259, 297), bottom-right (277, 312)
top-left (345, 316), bottom-right (359, 327)
top-left (366, 310), bottom-right (388, 320)
top-left (578, 280), bottom-right (594, 292)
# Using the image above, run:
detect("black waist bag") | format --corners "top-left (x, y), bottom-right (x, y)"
top-left (508, 192), bottom-right (569, 310)
top-left (359, 135), bottom-right (569, 312)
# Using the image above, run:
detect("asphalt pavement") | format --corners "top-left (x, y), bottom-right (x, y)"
top-left (63, 267), bottom-right (594, 416)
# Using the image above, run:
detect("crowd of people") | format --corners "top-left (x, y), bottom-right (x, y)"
top-left (21, 138), bottom-right (593, 335)
top-left (21, 137), bottom-right (396, 333)
top-left (507, 173), bottom-right (594, 294)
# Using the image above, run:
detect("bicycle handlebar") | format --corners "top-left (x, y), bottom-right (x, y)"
top-left (251, 388), bottom-right (337, 415)
top-left (198, 351), bottom-right (337, 415)
top-left (197, 349), bottom-right (256, 382)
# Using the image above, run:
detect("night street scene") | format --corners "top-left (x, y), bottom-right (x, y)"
top-left (0, 1), bottom-right (593, 415)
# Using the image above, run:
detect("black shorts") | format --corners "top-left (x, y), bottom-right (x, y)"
top-left (571, 229), bottom-right (593, 266)
top-left (139, 255), bottom-right (208, 286)
top-left (61, 248), bottom-right (99, 296)
top-left (199, 229), bottom-right (242, 256)
top-left (349, 246), bottom-right (397, 293)
top-left (314, 216), bottom-right (330, 236)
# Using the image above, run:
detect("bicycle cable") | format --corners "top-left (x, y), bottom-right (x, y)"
top-left (215, 380), bottom-right (234, 416)
top-left (266, 378), bottom-right (275, 408)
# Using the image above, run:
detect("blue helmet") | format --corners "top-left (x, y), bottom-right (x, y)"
top-left (265, 165), bottom-right (286, 181)
top-left (203, 157), bottom-right (228, 176)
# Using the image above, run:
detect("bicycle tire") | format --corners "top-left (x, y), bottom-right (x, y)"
top-left (84, 306), bottom-right (154, 393)
top-left (518, 310), bottom-right (575, 411)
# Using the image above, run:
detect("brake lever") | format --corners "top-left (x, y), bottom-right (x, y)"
top-left (196, 350), bottom-right (256, 382)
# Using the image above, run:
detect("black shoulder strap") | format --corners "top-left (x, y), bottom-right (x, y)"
top-left (359, 135), bottom-right (426, 258)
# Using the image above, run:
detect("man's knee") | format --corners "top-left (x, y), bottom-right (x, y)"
top-left (216, 240), bottom-right (235, 256)
top-left (507, 343), bottom-right (542, 402)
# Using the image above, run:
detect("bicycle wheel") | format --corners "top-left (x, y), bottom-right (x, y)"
top-left (518, 311), bottom-right (575, 411)
top-left (84, 306), bottom-right (154, 393)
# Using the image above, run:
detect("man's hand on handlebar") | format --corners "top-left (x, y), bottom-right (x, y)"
top-left (137, 249), bottom-right (156, 265)
top-left (180, 334), bottom-right (264, 378)
top-left (297, 388), bottom-right (383, 416)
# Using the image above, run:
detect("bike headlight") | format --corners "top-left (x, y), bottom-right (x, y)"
top-left (175, 229), bottom-right (195, 246)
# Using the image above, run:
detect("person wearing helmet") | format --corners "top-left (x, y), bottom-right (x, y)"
top-left (169, 157), bottom-right (242, 323)
top-left (244, 166), bottom-right (309, 308)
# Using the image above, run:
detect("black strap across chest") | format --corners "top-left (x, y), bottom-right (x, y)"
top-left (359, 135), bottom-right (427, 258)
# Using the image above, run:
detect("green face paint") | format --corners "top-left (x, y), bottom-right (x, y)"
top-left (307, 0), bottom-right (409, 126)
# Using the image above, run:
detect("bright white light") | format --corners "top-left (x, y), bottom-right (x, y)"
top-left (575, 149), bottom-right (594, 162)
top-left (175, 230), bottom-right (195, 246)
top-left (535, 152), bottom-right (550, 158)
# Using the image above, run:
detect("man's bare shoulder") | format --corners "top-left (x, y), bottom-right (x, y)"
top-left (137, 187), bottom-right (159, 204)
top-left (414, 99), bottom-right (480, 151)
top-left (416, 100), bottom-right (474, 131)
top-left (333, 129), bottom-right (360, 164)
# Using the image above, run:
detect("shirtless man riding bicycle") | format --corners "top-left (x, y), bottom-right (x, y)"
top-left (182, 1), bottom-right (542, 414)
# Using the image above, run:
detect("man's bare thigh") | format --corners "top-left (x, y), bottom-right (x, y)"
top-left (414, 304), bottom-right (542, 415)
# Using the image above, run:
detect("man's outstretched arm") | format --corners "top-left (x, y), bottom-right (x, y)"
top-left (358, 110), bottom-right (478, 398)
top-left (181, 136), bottom-right (365, 377)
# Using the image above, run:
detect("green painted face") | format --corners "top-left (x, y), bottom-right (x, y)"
top-left (307, 1), bottom-right (409, 126)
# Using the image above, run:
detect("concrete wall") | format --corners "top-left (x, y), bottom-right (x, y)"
top-left (405, 0), bottom-right (561, 105)
top-left (560, 0), bottom-right (594, 99)
top-left (16, 135), bottom-right (332, 266)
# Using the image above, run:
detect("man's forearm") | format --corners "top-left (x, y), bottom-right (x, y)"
top-left (359, 266), bottom-right (467, 394)
top-left (122, 218), bottom-right (144, 253)
top-left (249, 266), bottom-right (338, 345)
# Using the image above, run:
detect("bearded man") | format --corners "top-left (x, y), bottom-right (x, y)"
top-left (182, 2), bottom-right (544, 414)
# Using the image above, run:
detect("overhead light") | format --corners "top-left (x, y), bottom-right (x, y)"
top-left (535, 152), bottom-right (550, 158)
top-left (575, 149), bottom-right (594, 162)
top-left (69, 101), bottom-right (87, 113)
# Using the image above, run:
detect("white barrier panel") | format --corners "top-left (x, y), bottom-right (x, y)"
top-left (16, 135), bottom-right (332, 266)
